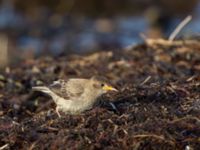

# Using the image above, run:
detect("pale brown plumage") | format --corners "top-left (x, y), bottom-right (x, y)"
top-left (32, 77), bottom-right (117, 117)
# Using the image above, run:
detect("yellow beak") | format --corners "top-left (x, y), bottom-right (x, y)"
top-left (102, 85), bottom-right (118, 92)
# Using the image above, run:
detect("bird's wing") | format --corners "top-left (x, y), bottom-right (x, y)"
top-left (49, 79), bottom-right (85, 100)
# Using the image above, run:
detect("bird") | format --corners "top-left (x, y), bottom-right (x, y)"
top-left (32, 77), bottom-right (118, 117)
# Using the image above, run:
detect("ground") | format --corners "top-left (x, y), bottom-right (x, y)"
top-left (0, 39), bottom-right (200, 149)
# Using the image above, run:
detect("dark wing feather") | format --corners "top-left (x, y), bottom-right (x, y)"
top-left (49, 79), bottom-right (84, 100)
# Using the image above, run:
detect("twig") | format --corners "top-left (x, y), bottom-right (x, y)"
top-left (145, 38), bottom-right (199, 47)
top-left (140, 76), bottom-right (151, 86)
top-left (186, 75), bottom-right (196, 82)
top-left (169, 116), bottom-right (200, 124)
top-left (141, 15), bottom-right (193, 47)
top-left (133, 134), bottom-right (165, 140)
top-left (132, 134), bottom-right (175, 146)
top-left (28, 142), bottom-right (37, 150)
top-left (169, 15), bottom-right (192, 41)
top-left (0, 144), bottom-right (9, 150)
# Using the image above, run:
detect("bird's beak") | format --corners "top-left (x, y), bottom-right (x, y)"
top-left (103, 85), bottom-right (118, 92)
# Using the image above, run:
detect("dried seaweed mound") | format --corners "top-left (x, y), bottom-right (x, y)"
top-left (1, 39), bottom-right (200, 149)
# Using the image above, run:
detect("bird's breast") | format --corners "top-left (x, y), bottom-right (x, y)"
top-left (57, 96), bottom-right (95, 114)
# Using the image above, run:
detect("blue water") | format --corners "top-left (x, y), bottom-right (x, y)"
top-left (0, 1), bottom-right (200, 55)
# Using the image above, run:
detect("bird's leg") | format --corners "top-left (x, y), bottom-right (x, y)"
top-left (56, 107), bottom-right (61, 118)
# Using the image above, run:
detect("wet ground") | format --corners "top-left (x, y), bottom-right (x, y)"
top-left (1, 38), bottom-right (200, 149)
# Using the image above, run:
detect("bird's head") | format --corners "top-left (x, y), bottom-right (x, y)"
top-left (90, 76), bottom-right (118, 95)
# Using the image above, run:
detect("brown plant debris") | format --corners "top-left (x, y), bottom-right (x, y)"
top-left (1, 39), bottom-right (200, 149)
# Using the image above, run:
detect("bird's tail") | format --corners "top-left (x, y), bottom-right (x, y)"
top-left (32, 86), bottom-right (52, 94)
top-left (32, 86), bottom-right (58, 102)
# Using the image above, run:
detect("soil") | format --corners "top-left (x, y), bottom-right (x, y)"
top-left (1, 39), bottom-right (200, 150)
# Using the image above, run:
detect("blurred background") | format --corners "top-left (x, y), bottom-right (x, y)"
top-left (0, 0), bottom-right (200, 66)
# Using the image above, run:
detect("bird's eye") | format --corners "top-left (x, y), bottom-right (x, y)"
top-left (101, 83), bottom-right (105, 87)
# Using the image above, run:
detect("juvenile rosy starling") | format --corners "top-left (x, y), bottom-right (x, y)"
top-left (32, 77), bottom-right (118, 117)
